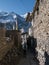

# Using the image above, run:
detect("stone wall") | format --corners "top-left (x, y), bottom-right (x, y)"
top-left (32, 0), bottom-right (49, 65)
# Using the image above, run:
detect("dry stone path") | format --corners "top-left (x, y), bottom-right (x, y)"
top-left (0, 46), bottom-right (40, 65)
top-left (18, 51), bottom-right (39, 65)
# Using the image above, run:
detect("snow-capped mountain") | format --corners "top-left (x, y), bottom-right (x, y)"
top-left (21, 12), bottom-right (32, 19)
top-left (21, 13), bottom-right (28, 18)
top-left (0, 12), bottom-right (31, 32)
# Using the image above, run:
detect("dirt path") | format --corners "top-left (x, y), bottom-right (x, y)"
top-left (18, 51), bottom-right (39, 65)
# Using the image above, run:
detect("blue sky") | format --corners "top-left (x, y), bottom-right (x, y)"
top-left (0, 0), bottom-right (36, 15)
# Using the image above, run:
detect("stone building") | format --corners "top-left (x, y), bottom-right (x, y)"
top-left (0, 28), bottom-right (14, 60)
top-left (6, 30), bottom-right (21, 48)
top-left (0, 27), bottom-right (21, 62)
top-left (26, 0), bottom-right (49, 65)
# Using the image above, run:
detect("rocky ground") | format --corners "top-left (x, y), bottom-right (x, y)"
top-left (0, 45), bottom-right (40, 65)
top-left (0, 46), bottom-right (22, 65)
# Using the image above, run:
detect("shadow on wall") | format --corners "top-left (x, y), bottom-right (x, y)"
top-left (44, 51), bottom-right (49, 65)
top-left (32, 37), bottom-right (37, 57)
top-left (27, 36), bottom-right (37, 56)
top-left (27, 36), bottom-right (40, 65)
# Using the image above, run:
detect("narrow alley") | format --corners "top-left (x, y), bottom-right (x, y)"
top-left (18, 50), bottom-right (39, 65)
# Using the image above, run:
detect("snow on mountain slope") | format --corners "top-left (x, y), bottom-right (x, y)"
top-left (0, 12), bottom-right (31, 32)
top-left (21, 13), bottom-right (28, 18)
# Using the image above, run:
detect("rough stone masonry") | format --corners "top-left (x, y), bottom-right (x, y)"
top-left (26, 0), bottom-right (49, 65)
top-left (33, 0), bottom-right (49, 65)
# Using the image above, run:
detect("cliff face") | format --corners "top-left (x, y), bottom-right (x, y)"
top-left (33, 0), bottom-right (49, 65)
top-left (27, 0), bottom-right (49, 65)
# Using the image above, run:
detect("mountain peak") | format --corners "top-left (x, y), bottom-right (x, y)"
top-left (0, 11), bottom-right (31, 32)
